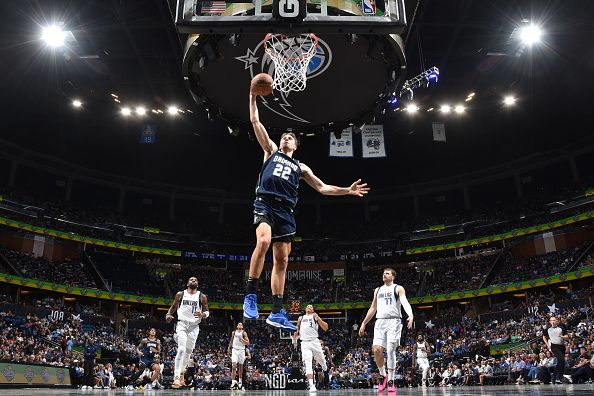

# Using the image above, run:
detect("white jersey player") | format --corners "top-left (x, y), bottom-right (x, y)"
top-left (413, 334), bottom-right (431, 387)
top-left (165, 276), bottom-right (209, 389)
top-left (294, 304), bottom-right (329, 392)
top-left (359, 268), bottom-right (413, 394)
top-left (227, 323), bottom-right (250, 390)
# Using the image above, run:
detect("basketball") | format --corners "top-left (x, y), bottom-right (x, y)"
top-left (250, 73), bottom-right (274, 96)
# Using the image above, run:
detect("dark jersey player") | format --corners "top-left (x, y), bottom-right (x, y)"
top-left (243, 93), bottom-right (370, 330)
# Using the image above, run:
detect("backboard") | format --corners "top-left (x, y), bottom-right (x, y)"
top-left (173, 0), bottom-right (407, 34)
top-left (173, 0), bottom-right (408, 134)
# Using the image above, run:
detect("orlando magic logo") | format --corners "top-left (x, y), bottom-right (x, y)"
top-left (2, 365), bottom-right (15, 382)
top-left (235, 37), bottom-right (332, 123)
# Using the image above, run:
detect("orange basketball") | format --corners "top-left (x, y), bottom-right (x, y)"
top-left (250, 73), bottom-right (274, 96)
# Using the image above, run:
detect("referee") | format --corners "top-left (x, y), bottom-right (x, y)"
top-left (542, 316), bottom-right (569, 384)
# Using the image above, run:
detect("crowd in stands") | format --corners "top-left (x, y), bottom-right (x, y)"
top-left (2, 177), bottom-right (593, 256)
top-left (491, 245), bottom-right (586, 285)
top-left (0, 279), bottom-right (592, 389)
top-left (1, 239), bottom-right (592, 307)
top-left (0, 246), bottom-right (97, 289)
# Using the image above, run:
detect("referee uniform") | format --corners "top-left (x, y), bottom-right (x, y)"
top-left (544, 321), bottom-right (567, 383)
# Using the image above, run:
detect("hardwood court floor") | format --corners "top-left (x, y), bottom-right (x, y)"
top-left (2, 383), bottom-right (594, 395)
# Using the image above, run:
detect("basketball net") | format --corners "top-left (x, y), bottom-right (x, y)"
top-left (264, 33), bottom-right (318, 93)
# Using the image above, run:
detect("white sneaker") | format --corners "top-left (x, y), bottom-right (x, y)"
top-left (81, 385), bottom-right (88, 390)
top-left (126, 385), bottom-right (134, 391)
top-left (145, 383), bottom-right (152, 390)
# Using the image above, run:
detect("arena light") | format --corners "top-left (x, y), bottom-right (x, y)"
top-left (72, 99), bottom-right (82, 108)
top-left (519, 24), bottom-right (542, 46)
top-left (399, 66), bottom-right (440, 100)
top-left (427, 107), bottom-right (434, 112)
top-left (503, 95), bottom-right (517, 106)
top-left (135, 106), bottom-right (146, 116)
top-left (440, 105), bottom-right (451, 114)
top-left (121, 107), bottom-right (132, 116)
top-left (42, 25), bottom-right (67, 48)
top-left (405, 104), bottom-right (419, 113)
top-left (454, 105), bottom-right (465, 114)
top-left (167, 106), bottom-right (179, 115)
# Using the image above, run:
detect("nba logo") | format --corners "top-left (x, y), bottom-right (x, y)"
top-left (361, 0), bottom-right (376, 15)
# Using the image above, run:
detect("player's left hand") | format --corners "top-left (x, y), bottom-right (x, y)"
top-left (194, 311), bottom-right (203, 318)
top-left (348, 179), bottom-right (370, 197)
top-left (407, 316), bottom-right (414, 329)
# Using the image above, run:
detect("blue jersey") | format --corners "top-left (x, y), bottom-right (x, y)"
top-left (142, 337), bottom-right (159, 361)
top-left (255, 150), bottom-right (301, 208)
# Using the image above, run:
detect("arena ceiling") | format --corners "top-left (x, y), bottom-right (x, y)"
top-left (0, 0), bottom-right (593, 195)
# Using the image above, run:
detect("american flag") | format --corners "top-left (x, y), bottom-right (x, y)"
top-left (201, 1), bottom-right (227, 14)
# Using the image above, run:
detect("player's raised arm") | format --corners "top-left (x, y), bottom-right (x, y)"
top-left (300, 163), bottom-right (369, 197)
top-left (249, 94), bottom-right (277, 156)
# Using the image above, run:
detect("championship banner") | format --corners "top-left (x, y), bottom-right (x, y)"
top-left (140, 124), bottom-right (156, 144)
top-left (329, 127), bottom-right (353, 157)
top-left (432, 122), bottom-right (446, 142)
top-left (361, 125), bottom-right (386, 158)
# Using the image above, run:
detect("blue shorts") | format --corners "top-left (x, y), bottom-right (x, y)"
top-left (140, 357), bottom-right (156, 368)
top-left (253, 196), bottom-right (296, 241)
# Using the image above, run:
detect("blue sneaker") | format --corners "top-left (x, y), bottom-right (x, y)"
top-left (266, 309), bottom-right (297, 331)
top-left (243, 294), bottom-right (259, 319)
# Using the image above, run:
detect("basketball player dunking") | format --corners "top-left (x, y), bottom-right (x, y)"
top-left (359, 268), bottom-right (414, 394)
top-left (294, 304), bottom-right (329, 392)
top-left (228, 322), bottom-right (250, 390)
top-left (166, 276), bottom-right (209, 389)
top-left (243, 93), bottom-right (370, 330)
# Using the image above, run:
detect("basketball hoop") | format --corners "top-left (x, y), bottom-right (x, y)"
top-left (291, 333), bottom-right (299, 347)
top-left (264, 33), bottom-right (318, 93)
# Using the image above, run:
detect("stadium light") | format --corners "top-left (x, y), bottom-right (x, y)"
top-left (519, 24), bottom-right (542, 46)
top-left (42, 25), bottom-right (66, 48)
top-left (135, 106), bottom-right (146, 116)
top-left (167, 106), bottom-right (179, 115)
top-left (440, 105), bottom-right (451, 114)
top-left (503, 95), bottom-right (517, 106)
top-left (121, 107), bottom-right (132, 116)
top-left (72, 100), bottom-right (82, 108)
top-left (454, 105), bottom-right (465, 114)
top-left (405, 104), bottom-right (419, 113)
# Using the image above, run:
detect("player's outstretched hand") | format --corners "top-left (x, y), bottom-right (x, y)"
top-left (358, 323), bottom-right (366, 337)
top-left (349, 179), bottom-right (370, 197)
top-left (165, 313), bottom-right (174, 323)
